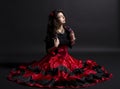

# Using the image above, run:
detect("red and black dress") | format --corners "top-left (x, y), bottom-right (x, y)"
top-left (8, 26), bottom-right (112, 88)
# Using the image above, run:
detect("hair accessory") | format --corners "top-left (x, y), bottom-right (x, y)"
top-left (50, 12), bottom-right (54, 16)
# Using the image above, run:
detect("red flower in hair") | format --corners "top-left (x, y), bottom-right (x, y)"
top-left (50, 12), bottom-right (54, 16)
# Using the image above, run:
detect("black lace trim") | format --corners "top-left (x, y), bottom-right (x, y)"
top-left (9, 64), bottom-right (111, 87)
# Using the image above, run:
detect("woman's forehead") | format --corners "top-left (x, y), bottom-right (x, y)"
top-left (57, 12), bottom-right (64, 17)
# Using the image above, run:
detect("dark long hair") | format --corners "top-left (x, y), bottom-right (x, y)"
top-left (44, 9), bottom-right (75, 52)
top-left (46, 9), bottom-right (66, 37)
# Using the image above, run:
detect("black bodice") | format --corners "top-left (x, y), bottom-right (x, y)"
top-left (57, 29), bottom-right (70, 46)
top-left (45, 29), bottom-right (72, 53)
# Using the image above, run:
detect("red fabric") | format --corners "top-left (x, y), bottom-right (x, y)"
top-left (36, 45), bottom-right (83, 71)
top-left (8, 45), bottom-right (112, 88)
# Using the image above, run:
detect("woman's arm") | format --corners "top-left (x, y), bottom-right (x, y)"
top-left (70, 30), bottom-right (76, 45)
top-left (65, 25), bottom-right (76, 46)
top-left (47, 37), bottom-right (60, 53)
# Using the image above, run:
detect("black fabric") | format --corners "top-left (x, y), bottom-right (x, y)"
top-left (57, 29), bottom-right (71, 47)
top-left (45, 35), bottom-right (55, 53)
top-left (45, 26), bottom-right (73, 53)
top-left (9, 64), bottom-right (111, 87)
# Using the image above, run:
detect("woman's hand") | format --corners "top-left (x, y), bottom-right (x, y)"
top-left (70, 31), bottom-right (76, 41)
top-left (53, 37), bottom-right (60, 47)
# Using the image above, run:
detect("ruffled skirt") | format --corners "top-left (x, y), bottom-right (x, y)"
top-left (8, 45), bottom-right (112, 88)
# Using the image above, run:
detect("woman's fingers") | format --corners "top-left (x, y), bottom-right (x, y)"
top-left (53, 37), bottom-right (58, 42)
top-left (70, 31), bottom-right (76, 41)
top-left (53, 37), bottom-right (60, 47)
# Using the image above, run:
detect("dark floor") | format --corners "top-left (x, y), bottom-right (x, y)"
top-left (0, 51), bottom-right (120, 89)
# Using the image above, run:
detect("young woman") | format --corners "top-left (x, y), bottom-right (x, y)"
top-left (7, 9), bottom-right (112, 88)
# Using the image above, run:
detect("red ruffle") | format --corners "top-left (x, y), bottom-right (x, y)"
top-left (7, 45), bottom-right (112, 88)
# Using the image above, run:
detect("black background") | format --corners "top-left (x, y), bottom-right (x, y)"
top-left (0, 0), bottom-right (120, 89)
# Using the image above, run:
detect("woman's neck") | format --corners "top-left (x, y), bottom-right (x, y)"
top-left (56, 25), bottom-right (65, 34)
top-left (58, 25), bottom-right (63, 29)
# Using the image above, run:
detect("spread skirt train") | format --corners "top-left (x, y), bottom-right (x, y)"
top-left (8, 45), bottom-right (112, 88)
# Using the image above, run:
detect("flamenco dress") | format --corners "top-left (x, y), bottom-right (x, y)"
top-left (7, 26), bottom-right (112, 88)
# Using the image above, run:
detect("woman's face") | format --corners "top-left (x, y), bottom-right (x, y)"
top-left (57, 12), bottom-right (66, 24)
